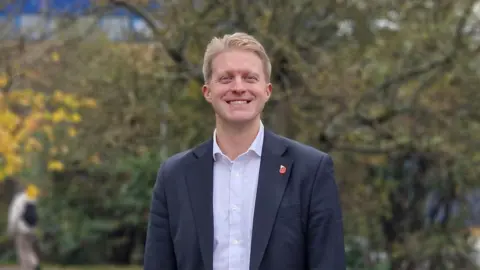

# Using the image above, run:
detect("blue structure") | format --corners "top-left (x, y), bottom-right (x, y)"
top-left (0, 0), bottom-right (160, 41)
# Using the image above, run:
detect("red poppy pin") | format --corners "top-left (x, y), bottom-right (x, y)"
top-left (279, 165), bottom-right (286, 174)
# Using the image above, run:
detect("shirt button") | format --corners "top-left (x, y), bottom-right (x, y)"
top-left (232, 205), bottom-right (239, 211)
top-left (232, 239), bottom-right (240, 245)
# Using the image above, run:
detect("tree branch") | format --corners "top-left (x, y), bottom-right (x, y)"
top-left (109, 0), bottom-right (219, 83)
top-left (351, 0), bottom-right (475, 131)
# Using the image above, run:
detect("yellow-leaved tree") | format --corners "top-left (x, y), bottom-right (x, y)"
top-left (0, 88), bottom-right (97, 180)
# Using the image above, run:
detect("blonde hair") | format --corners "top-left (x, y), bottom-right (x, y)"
top-left (202, 32), bottom-right (272, 83)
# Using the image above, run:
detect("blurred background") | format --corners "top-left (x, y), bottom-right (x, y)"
top-left (0, 0), bottom-right (480, 269)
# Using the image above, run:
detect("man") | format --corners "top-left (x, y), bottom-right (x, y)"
top-left (144, 32), bottom-right (346, 270)
top-left (7, 184), bottom-right (41, 270)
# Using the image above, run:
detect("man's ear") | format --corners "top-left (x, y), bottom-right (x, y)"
top-left (265, 83), bottom-right (272, 100)
top-left (202, 85), bottom-right (212, 103)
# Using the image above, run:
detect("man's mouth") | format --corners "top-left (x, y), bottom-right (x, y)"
top-left (227, 100), bottom-right (251, 105)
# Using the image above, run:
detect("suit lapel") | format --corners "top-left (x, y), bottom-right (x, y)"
top-left (250, 130), bottom-right (293, 270)
top-left (185, 140), bottom-right (214, 270)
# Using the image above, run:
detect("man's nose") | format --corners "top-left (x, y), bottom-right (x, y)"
top-left (231, 88), bottom-right (246, 94)
top-left (232, 77), bottom-right (246, 92)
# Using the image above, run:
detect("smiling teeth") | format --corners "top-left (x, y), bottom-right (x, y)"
top-left (230, 100), bottom-right (247, 104)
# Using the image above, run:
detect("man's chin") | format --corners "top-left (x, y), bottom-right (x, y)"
top-left (217, 114), bottom-right (260, 126)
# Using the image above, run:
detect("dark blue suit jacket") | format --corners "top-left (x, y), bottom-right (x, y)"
top-left (144, 130), bottom-right (346, 270)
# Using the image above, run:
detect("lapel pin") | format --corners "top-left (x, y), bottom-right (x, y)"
top-left (279, 165), bottom-right (286, 174)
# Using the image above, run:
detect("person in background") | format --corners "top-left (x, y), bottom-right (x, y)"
top-left (7, 184), bottom-right (41, 270)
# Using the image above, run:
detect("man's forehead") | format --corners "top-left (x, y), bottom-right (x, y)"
top-left (212, 60), bottom-right (263, 74)
top-left (215, 68), bottom-right (260, 74)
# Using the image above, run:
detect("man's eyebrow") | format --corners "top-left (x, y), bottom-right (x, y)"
top-left (216, 70), bottom-right (261, 77)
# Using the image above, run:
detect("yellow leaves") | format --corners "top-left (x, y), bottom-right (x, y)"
top-left (1, 154), bottom-right (23, 178)
top-left (52, 108), bottom-right (69, 123)
top-left (47, 160), bottom-right (64, 171)
top-left (67, 127), bottom-right (77, 137)
top-left (33, 94), bottom-right (46, 109)
top-left (51, 52), bottom-right (60, 62)
top-left (0, 73), bottom-right (7, 88)
top-left (7, 88), bottom-right (34, 102)
top-left (0, 89), bottom-right (97, 179)
top-left (52, 90), bottom-right (95, 111)
top-left (62, 95), bottom-right (81, 109)
top-left (0, 133), bottom-right (19, 154)
top-left (43, 126), bottom-right (54, 141)
top-left (53, 90), bottom-right (65, 102)
top-left (71, 113), bottom-right (81, 123)
top-left (0, 110), bottom-right (19, 130)
top-left (82, 98), bottom-right (97, 108)
top-left (50, 145), bottom-right (69, 155)
top-left (47, 109), bottom-right (81, 123)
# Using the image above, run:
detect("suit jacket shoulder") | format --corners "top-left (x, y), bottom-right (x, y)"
top-left (158, 139), bottom-right (212, 179)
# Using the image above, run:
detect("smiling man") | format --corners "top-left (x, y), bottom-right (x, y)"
top-left (144, 32), bottom-right (346, 270)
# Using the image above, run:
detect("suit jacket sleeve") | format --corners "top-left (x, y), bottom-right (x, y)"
top-left (307, 154), bottom-right (346, 270)
top-left (144, 162), bottom-right (177, 270)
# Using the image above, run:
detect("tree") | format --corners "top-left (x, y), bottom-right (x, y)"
top-left (0, 88), bottom-right (97, 180)
top-left (95, 1), bottom-right (479, 268)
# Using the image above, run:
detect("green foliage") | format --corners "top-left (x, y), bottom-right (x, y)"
top-left (37, 150), bottom-right (165, 264)
top-left (110, 150), bottom-right (168, 226)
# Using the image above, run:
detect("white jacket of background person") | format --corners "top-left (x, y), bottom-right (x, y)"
top-left (7, 184), bottom-right (40, 237)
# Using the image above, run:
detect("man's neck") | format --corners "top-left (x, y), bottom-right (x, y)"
top-left (215, 118), bottom-right (261, 160)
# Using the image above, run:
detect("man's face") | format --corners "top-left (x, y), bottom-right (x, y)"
top-left (202, 49), bottom-right (272, 125)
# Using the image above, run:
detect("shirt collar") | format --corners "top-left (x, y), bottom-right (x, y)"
top-left (213, 121), bottom-right (264, 161)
